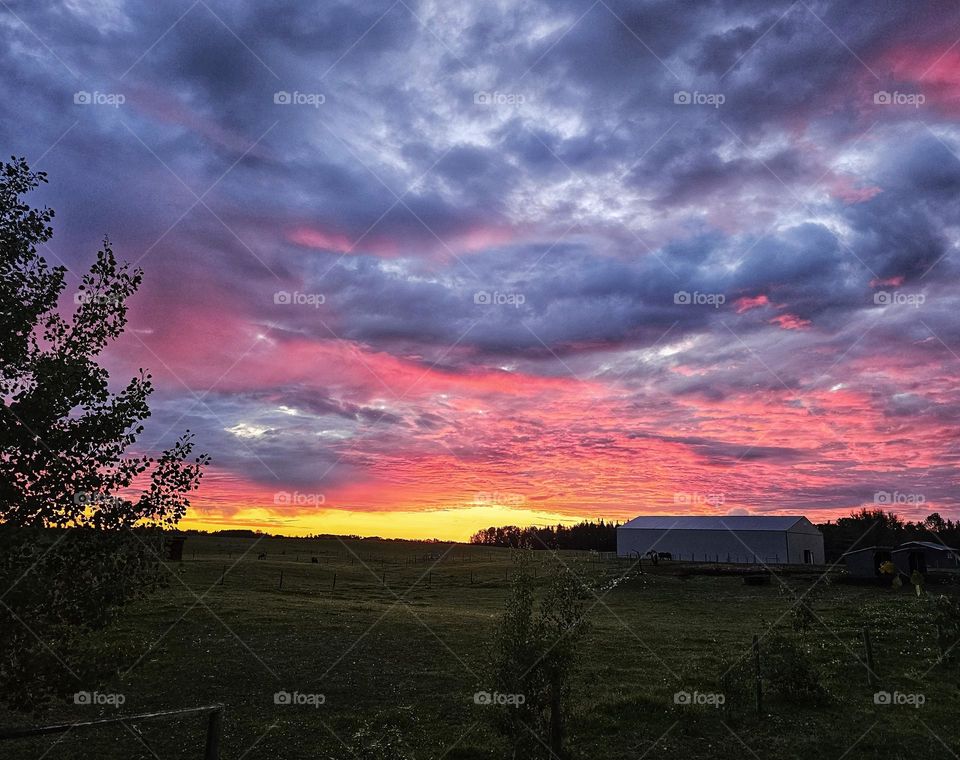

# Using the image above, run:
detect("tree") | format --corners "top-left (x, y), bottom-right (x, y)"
top-left (925, 512), bottom-right (947, 533)
top-left (469, 520), bottom-right (619, 551)
top-left (485, 552), bottom-right (590, 759)
top-left (0, 157), bottom-right (209, 708)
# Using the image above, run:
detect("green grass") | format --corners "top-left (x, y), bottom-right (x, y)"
top-left (3, 535), bottom-right (959, 759)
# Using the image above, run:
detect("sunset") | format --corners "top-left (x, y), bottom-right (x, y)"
top-left (2, 1), bottom-right (960, 757)
top-left (5, 0), bottom-right (959, 540)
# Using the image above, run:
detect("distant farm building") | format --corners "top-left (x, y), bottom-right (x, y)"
top-left (616, 515), bottom-right (825, 565)
top-left (165, 533), bottom-right (187, 561)
top-left (840, 546), bottom-right (893, 578)
top-left (891, 541), bottom-right (960, 576)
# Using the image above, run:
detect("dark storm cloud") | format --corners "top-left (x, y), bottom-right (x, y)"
top-left (4, 0), bottom-right (960, 516)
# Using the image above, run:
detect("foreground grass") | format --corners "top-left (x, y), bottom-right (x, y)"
top-left (3, 535), bottom-right (959, 759)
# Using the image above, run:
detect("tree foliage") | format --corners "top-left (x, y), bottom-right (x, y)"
top-left (470, 520), bottom-right (618, 551)
top-left (0, 157), bottom-right (209, 709)
top-left (818, 508), bottom-right (960, 560)
top-left (485, 553), bottom-right (590, 758)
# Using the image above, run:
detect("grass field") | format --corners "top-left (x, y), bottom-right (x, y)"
top-left (3, 534), bottom-right (959, 759)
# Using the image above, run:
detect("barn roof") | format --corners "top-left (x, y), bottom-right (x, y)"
top-left (892, 541), bottom-right (959, 553)
top-left (840, 546), bottom-right (892, 557)
top-left (618, 515), bottom-right (809, 532)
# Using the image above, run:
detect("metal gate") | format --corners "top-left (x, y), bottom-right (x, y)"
top-left (0, 704), bottom-right (223, 759)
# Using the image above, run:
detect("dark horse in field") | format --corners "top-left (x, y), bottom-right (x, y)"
top-left (643, 550), bottom-right (672, 565)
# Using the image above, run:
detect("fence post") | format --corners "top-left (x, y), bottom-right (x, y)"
top-left (752, 635), bottom-right (762, 714)
top-left (204, 706), bottom-right (222, 760)
top-left (332, 572), bottom-right (337, 591)
top-left (278, 571), bottom-right (283, 591)
top-left (219, 566), bottom-right (225, 586)
top-left (863, 625), bottom-right (877, 685)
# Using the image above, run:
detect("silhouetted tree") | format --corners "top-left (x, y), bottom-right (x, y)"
top-left (470, 520), bottom-right (619, 551)
top-left (0, 158), bottom-right (208, 709)
top-left (818, 509), bottom-right (960, 560)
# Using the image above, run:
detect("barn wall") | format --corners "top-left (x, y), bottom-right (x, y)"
top-left (893, 547), bottom-right (959, 573)
top-left (843, 552), bottom-right (878, 577)
top-left (616, 528), bottom-right (791, 563)
top-left (786, 530), bottom-right (825, 564)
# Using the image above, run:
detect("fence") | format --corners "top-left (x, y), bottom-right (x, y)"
top-left (0, 704), bottom-right (223, 759)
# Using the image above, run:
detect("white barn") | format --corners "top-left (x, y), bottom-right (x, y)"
top-left (616, 515), bottom-right (825, 565)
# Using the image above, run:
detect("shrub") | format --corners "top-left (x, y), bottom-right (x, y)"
top-left (761, 633), bottom-right (827, 704)
top-left (932, 594), bottom-right (960, 666)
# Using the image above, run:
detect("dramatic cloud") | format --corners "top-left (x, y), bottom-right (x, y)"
top-left (3, 0), bottom-right (960, 537)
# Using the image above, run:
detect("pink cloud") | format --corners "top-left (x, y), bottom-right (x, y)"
top-left (827, 174), bottom-right (882, 204)
top-left (870, 275), bottom-right (905, 287)
top-left (735, 294), bottom-right (770, 313)
top-left (287, 226), bottom-right (357, 254)
top-left (769, 313), bottom-right (811, 330)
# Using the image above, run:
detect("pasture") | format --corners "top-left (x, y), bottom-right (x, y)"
top-left (3, 534), bottom-right (959, 759)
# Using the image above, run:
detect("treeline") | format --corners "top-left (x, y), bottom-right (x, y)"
top-left (469, 520), bottom-right (619, 551)
top-left (819, 509), bottom-right (960, 560)
top-left (182, 529), bottom-right (446, 543)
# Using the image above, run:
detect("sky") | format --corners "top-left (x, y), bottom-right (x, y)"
top-left (3, 0), bottom-right (960, 539)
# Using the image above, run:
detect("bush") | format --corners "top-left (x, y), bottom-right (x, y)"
top-left (716, 631), bottom-right (827, 716)
top-left (484, 553), bottom-right (590, 759)
top-left (0, 525), bottom-right (202, 712)
top-left (761, 633), bottom-right (827, 704)
top-left (0, 527), bottom-right (169, 709)
top-left (932, 594), bottom-right (960, 666)
top-left (717, 652), bottom-right (756, 717)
